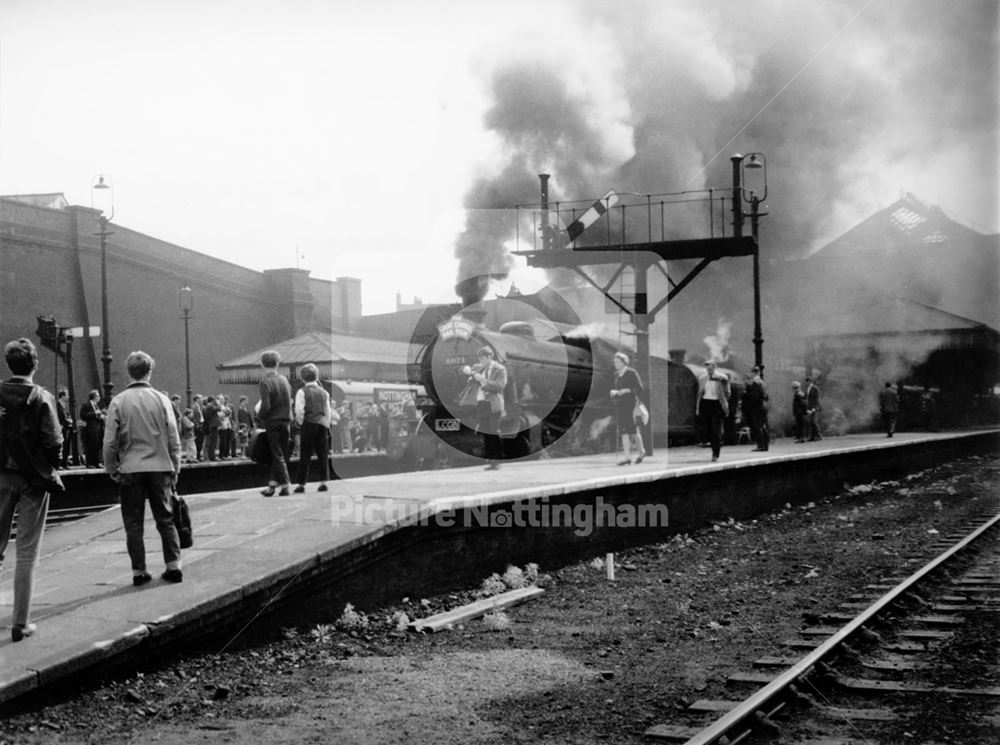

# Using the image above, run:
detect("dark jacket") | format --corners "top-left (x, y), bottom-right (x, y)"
top-left (0, 378), bottom-right (64, 492)
top-left (805, 383), bottom-right (821, 411)
top-left (792, 390), bottom-right (807, 418)
top-left (879, 387), bottom-right (899, 414)
top-left (744, 376), bottom-right (769, 413)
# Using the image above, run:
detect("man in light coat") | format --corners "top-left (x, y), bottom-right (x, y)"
top-left (103, 351), bottom-right (183, 586)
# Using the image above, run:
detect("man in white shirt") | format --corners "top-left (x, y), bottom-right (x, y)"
top-left (293, 363), bottom-right (332, 492)
top-left (696, 361), bottom-right (731, 462)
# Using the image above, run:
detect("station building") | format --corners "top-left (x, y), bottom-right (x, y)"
top-left (0, 193), bottom-right (361, 406)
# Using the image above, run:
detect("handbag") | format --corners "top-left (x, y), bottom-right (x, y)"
top-left (248, 427), bottom-right (271, 464)
top-left (172, 491), bottom-right (193, 549)
top-left (633, 401), bottom-right (649, 426)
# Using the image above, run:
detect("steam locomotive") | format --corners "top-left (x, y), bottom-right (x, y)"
top-left (403, 314), bottom-right (743, 467)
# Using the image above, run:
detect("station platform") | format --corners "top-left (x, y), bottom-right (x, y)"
top-left (1, 429), bottom-right (997, 709)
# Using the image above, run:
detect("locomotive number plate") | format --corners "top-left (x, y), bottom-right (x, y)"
top-left (435, 418), bottom-right (460, 432)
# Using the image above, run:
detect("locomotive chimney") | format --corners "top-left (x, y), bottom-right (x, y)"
top-left (668, 349), bottom-right (687, 363)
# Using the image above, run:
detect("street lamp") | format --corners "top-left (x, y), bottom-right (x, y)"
top-left (179, 286), bottom-right (194, 408)
top-left (92, 175), bottom-right (115, 407)
top-left (730, 153), bottom-right (768, 370)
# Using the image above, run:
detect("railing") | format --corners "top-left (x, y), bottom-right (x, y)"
top-left (515, 188), bottom-right (737, 253)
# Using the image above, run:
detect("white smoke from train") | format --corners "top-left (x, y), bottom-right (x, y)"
top-left (703, 319), bottom-right (732, 364)
top-left (451, 0), bottom-right (997, 322)
top-left (589, 415), bottom-right (614, 442)
top-left (564, 322), bottom-right (612, 341)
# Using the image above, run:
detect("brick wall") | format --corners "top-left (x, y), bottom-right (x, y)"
top-left (0, 197), bottom-right (350, 405)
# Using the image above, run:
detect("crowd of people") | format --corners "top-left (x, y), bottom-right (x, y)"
top-left (0, 338), bottom-right (414, 643)
top-left (0, 332), bottom-right (950, 643)
top-left (49, 382), bottom-right (398, 471)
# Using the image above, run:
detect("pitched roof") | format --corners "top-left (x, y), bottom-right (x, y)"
top-left (1, 193), bottom-right (69, 210)
top-left (217, 331), bottom-right (414, 370)
top-left (819, 192), bottom-right (985, 253)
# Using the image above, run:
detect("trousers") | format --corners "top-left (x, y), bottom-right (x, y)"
top-left (119, 471), bottom-right (180, 572)
top-left (0, 472), bottom-right (50, 627)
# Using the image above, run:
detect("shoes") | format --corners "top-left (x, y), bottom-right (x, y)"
top-left (635, 455), bottom-right (645, 464)
top-left (794, 439), bottom-right (804, 443)
top-left (162, 569), bottom-right (183, 583)
top-left (711, 455), bottom-right (719, 462)
top-left (318, 484), bottom-right (328, 492)
top-left (11, 623), bottom-right (36, 642)
top-left (616, 460), bottom-right (631, 466)
top-left (293, 485), bottom-right (306, 493)
top-left (278, 486), bottom-right (290, 496)
top-left (261, 486), bottom-right (276, 497)
top-left (752, 448), bottom-right (765, 452)
top-left (133, 572), bottom-right (152, 587)
top-left (484, 463), bottom-right (500, 471)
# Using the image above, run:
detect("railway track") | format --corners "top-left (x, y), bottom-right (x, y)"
top-left (45, 503), bottom-right (113, 528)
top-left (7, 504), bottom-right (113, 541)
top-left (645, 510), bottom-right (1000, 744)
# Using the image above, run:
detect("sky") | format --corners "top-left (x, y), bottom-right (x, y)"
top-left (1, 0), bottom-right (997, 316)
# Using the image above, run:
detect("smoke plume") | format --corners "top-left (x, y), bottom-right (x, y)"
top-left (453, 0), bottom-right (998, 330)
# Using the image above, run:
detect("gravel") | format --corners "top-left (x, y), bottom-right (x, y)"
top-left (1, 453), bottom-right (997, 745)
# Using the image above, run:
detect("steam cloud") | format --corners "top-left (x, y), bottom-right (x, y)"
top-left (453, 0), bottom-right (997, 313)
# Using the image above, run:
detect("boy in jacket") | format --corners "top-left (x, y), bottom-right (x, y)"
top-left (0, 338), bottom-right (63, 642)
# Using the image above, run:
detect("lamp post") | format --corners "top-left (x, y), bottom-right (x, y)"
top-left (179, 286), bottom-right (194, 408)
top-left (92, 175), bottom-right (115, 407)
top-left (730, 153), bottom-right (768, 370)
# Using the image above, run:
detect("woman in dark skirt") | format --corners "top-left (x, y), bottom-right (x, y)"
top-left (609, 351), bottom-right (646, 465)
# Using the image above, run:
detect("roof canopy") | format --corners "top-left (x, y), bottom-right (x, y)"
top-left (216, 331), bottom-right (415, 384)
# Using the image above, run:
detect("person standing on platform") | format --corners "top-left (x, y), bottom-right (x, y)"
top-left (461, 347), bottom-right (507, 470)
top-left (744, 366), bottom-right (770, 452)
top-left (696, 361), bottom-right (731, 462)
top-left (237, 395), bottom-right (254, 456)
top-left (0, 338), bottom-right (64, 642)
top-left (919, 386), bottom-right (936, 432)
top-left (80, 389), bottom-right (104, 467)
top-left (791, 381), bottom-right (807, 442)
top-left (878, 381), bottom-right (899, 438)
top-left (102, 351), bottom-right (183, 586)
top-left (56, 388), bottom-right (75, 468)
top-left (179, 408), bottom-right (197, 462)
top-left (217, 395), bottom-right (233, 460)
top-left (804, 377), bottom-right (822, 441)
top-left (191, 394), bottom-right (204, 461)
top-left (334, 402), bottom-right (351, 453)
top-left (201, 395), bottom-right (220, 461)
top-left (257, 350), bottom-right (293, 496)
top-left (610, 351), bottom-right (646, 465)
top-left (293, 364), bottom-right (332, 493)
